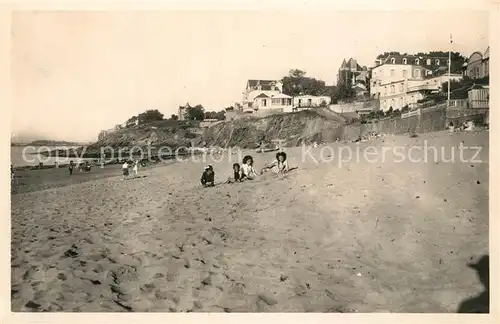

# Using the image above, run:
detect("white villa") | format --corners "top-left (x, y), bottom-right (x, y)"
top-left (241, 79), bottom-right (293, 114)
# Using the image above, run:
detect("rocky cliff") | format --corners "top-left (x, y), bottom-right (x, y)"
top-left (75, 110), bottom-right (351, 157)
top-left (200, 110), bottom-right (348, 149)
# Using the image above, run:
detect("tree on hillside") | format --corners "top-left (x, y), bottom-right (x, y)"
top-left (125, 115), bottom-right (138, 127)
top-left (185, 104), bottom-right (205, 121)
top-left (127, 116), bottom-right (138, 123)
top-left (138, 109), bottom-right (164, 123)
top-left (205, 110), bottom-right (226, 120)
top-left (170, 114), bottom-right (179, 120)
top-left (332, 83), bottom-right (355, 103)
top-left (281, 69), bottom-right (330, 97)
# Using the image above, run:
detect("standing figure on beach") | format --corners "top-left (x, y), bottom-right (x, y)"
top-left (11, 164), bottom-right (16, 184)
top-left (11, 165), bottom-right (18, 192)
top-left (201, 165), bottom-right (215, 187)
top-left (241, 155), bottom-right (258, 180)
top-left (122, 161), bottom-right (130, 180)
top-left (69, 160), bottom-right (74, 176)
top-left (132, 160), bottom-right (139, 178)
top-left (261, 151), bottom-right (289, 174)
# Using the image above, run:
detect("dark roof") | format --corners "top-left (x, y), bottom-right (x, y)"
top-left (340, 58), bottom-right (363, 71)
top-left (380, 54), bottom-right (448, 67)
top-left (254, 93), bottom-right (270, 99)
top-left (247, 80), bottom-right (275, 87)
top-left (247, 79), bottom-right (277, 91)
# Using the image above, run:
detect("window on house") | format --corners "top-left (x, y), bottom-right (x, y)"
top-left (391, 58), bottom-right (396, 64)
top-left (435, 59), bottom-right (440, 65)
top-left (391, 85), bottom-right (395, 94)
top-left (399, 83), bottom-right (403, 92)
top-left (390, 69), bottom-right (395, 76)
top-left (399, 98), bottom-right (403, 106)
top-left (262, 99), bottom-right (267, 106)
top-left (384, 86), bottom-right (387, 95)
top-left (272, 98), bottom-right (280, 105)
top-left (415, 69), bottom-right (421, 78)
top-left (415, 59), bottom-right (420, 65)
top-left (403, 58), bottom-right (407, 64)
top-left (403, 70), bottom-right (408, 78)
top-left (426, 58), bottom-right (431, 65)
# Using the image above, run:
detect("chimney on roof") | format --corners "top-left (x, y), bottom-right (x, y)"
top-left (276, 81), bottom-right (283, 93)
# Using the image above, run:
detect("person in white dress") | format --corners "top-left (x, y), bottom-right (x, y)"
top-left (261, 151), bottom-right (290, 174)
top-left (241, 155), bottom-right (258, 180)
top-left (132, 160), bottom-right (139, 178)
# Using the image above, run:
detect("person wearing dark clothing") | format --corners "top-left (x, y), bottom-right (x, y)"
top-left (201, 165), bottom-right (215, 187)
top-left (225, 163), bottom-right (242, 184)
top-left (457, 255), bottom-right (489, 313)
top-left (233, 163), bottom-right (242, 182)
top-left (69, 161), bottom-right (74, 175)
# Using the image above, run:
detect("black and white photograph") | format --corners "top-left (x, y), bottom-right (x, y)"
top-left (5, 0), bottom-right (497, 320)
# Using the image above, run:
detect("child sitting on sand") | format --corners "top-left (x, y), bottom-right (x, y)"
top-left (261, 151), bottom-right (290, 174)
top-left (201, 165), bottom-right (215, 187)
top-left (225, 163), bottom-right (243, 183)
top-left (241, 155), bottom-right (258, 180)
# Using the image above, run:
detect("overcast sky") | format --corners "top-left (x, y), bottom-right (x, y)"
top-left (11, 10), bottom-right (489, 142)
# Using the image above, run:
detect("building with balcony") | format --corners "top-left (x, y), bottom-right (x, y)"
top-left (371, 53), bottom-right (462, 111)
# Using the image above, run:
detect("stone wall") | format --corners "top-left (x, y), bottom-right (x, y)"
top-left (337, 105), bottom-right (474, 140)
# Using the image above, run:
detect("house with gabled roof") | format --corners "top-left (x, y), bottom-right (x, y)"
top-left (337, 58), bottom-right (369, 86)
top-left (240, 79), bottom-right (293, 115)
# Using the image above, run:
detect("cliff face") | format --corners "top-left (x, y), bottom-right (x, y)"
top-left (85, 110), bottom-right (350, 155)
top-left (86, 120), bottom-right (201, 152)
top-left (200, 110), bottom-right (348, 149)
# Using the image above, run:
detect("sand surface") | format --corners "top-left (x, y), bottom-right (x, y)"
top-left (11, 131), bottom-right (489, 312)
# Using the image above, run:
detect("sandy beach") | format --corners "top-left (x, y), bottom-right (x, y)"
top-left (11, 131), bottom-right (488, 312)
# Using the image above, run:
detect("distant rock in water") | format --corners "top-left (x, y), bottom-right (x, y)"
top-left (27, 140), bottom-right (84, 146)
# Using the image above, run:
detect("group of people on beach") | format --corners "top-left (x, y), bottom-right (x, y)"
top-left (121, 159), bottom-right (140, 180)
top-left (67, 160), bottom-right (93, 175)
top-left (200, 151), bottom-right (291, 188)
